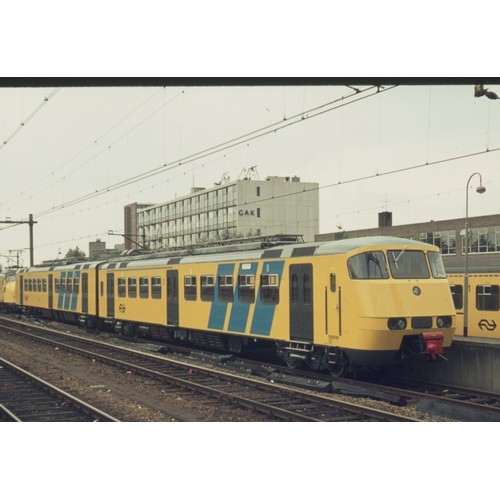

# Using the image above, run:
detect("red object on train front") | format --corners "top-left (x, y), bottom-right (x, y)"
top-left (423, 332), bottom-right (444, 360)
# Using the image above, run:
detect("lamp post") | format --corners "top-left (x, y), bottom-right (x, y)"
top-left (463, 172), bottom-right (486, 337)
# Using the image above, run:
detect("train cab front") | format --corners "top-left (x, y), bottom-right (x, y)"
top-left (385, 247), bottom-right (455, 362)
top-left (345, 242), bottom-right (456, 367)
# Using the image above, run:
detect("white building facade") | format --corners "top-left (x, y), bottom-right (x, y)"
top-left (132, 176), bottom-right (319, 251)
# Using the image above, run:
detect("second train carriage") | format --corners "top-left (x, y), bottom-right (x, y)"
top-left (15, 262), bottom-right (101, 324)
top-left (447, 271), bottom-right (500, 339)
top-left (14, 236), bottom-right (456, 375)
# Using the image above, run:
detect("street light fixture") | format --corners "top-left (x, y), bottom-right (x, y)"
top-left (463, 172), bottom-right (486, 337)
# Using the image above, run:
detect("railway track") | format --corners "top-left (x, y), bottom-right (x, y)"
top-left (379, 378), bottom-right (500, 422)
top-left (218, 356), bottom-right (500, 421)
top-left (136, 337), bottom-right (500, 421)
top-left (0, 316), bottom-right (417, 422)
top-left (0, 356), bottom-right (119, 422)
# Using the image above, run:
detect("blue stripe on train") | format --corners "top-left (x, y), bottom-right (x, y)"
top-left (58, 272), bottom-right (66, 309)
top-left (71, 271), bottom-right (80, 311)
top-left (227, 262), bottom-right (258, 333)
top-left (250, 260), bottom-right (285, 336)
top-left (208, 263), bottom-right (235, 330)
top-left (64, 271), bottom-right (73, 310)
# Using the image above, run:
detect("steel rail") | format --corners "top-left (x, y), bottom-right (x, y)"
top-left (0, 402), bottom-right (22, 422)
top-left (0, 356), bottom-right (120, 422)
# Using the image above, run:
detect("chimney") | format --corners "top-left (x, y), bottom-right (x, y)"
top-left (378, 211), bottom-right (392, 228)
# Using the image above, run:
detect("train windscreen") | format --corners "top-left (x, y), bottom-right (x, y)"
top-left (347, 251), bottom-right (389, 279)
top-left (387, 249), bottom-right (430, 279)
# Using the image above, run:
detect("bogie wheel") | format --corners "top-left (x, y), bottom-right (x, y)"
top-left (285, 357), bottom-right (305, 369)
top-left (328, 362), bottom-right (346, 378)
top-left (327, 351), bottom-right (349, 378)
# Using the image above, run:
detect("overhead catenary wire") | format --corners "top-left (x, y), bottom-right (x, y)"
top-left (5, 85), bottom-right (381, 215)
top-left (0, 88), bottom-right (60, 152)
top-left (25, 85), bottom-right (396, 220)
top-left (7, 141), bottom-right (500, 252)
top-left (236, 146), bottom-right (500, 210)
top-left (2, 87), bottom-right (179, 209)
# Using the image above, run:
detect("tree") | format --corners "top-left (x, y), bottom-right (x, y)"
top-left (65, 247), bottom-right (86, 260)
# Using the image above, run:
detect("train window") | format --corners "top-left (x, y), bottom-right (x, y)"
top-left (201, 275), bottom-right (214, 301)
top-left (37, 279), bottom-right (42, 292)
top-left (184, 275), bottom-right (197, 301)
top-left (330, 273), bottom-right (336, 292)
top-left (238, 274), bottom-right (255, 303)
top-left (66, 277), bottom-right (72, 294)
top-left (118, 278), bottom-right (126, 297)
top-left (476, 285), bottom-right (500, 311)
top-left (73, 275), bottom-right (80, 293)
top-left (128, 277), bottom-right (137, 298)
top-left (450, 284), bottom-right (463, 309)
top-left (24, 279), bottom-right (28, 292)
top-left (387, 250), bottom-right (430, 279)
top-left (100, 281), bottom-right (104, 297)
top-left (291, 274), bottom-right (299, 303)
top-left (28, 279), bottom-right (32, 292)
top-left (140, 277), bottom-right (149, 298)
top-left (55, 278), bottom-right (60, 293)
top-left (261, 274), bottom-right (279, 304)
top-left (348, 251), bottom-right (389, 279)
top-left (428, 252), bottom-right (447, 278)
top-left (42, 279), bottom-right (47, 293)
top-left (303, 274), bottom-right (312, 304)
top-left (60, 277), bottom-right (66, 294)
top-left (152, 276), bottom-right (162, 299)
top-left (218, 275), bottom-right (234, 302)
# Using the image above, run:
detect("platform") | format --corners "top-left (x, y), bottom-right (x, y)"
top-left (401, 336), bottom-right (500, 393)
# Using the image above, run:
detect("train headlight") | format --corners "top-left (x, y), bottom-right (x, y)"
top-left (436, 316), bottom-right (452, 328)
top-left (388, 318), bottom-right (407, 330)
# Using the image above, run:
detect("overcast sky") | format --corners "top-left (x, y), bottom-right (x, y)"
top-left (1, 81), bottom-right (499, 265)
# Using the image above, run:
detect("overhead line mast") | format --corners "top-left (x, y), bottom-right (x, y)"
top-left (0, 214), bottom-right (37, 266)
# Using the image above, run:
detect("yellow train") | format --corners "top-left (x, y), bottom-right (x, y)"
top-left (0, 271), bottom-right (17, 312)
top-left (3, 236), bottom-right (456, 375)
top-left (447, 271), bottom-right (500, 339)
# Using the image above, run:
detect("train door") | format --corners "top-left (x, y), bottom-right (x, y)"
top-left (289, 264), bottom-right (314, 342)
top-left (167, 270), bottom-right (179, 326)
top-left (48, 274), bottom-right (53, 309)
top-left (107, 272), bottom-right (115, 318)
top-left (82, 272), bottom-right (88, 314)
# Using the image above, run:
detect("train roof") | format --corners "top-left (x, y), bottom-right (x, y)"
top-left (99, 236), bottom-right (433, 270)
top-left (17, 236), bottom-right (436, 272)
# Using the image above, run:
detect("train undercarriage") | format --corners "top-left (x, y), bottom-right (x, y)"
top-left (13, 306), bottom-right (446, 378)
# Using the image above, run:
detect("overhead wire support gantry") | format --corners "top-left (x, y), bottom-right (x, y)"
top-left (0, 214), bottom-right (37, 266)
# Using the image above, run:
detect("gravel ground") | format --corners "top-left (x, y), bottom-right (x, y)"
top-left (0, 333), bottom-right (271, 421)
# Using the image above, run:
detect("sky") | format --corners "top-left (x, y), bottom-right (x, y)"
top-left (0, 81), bottom-right (499, 266)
